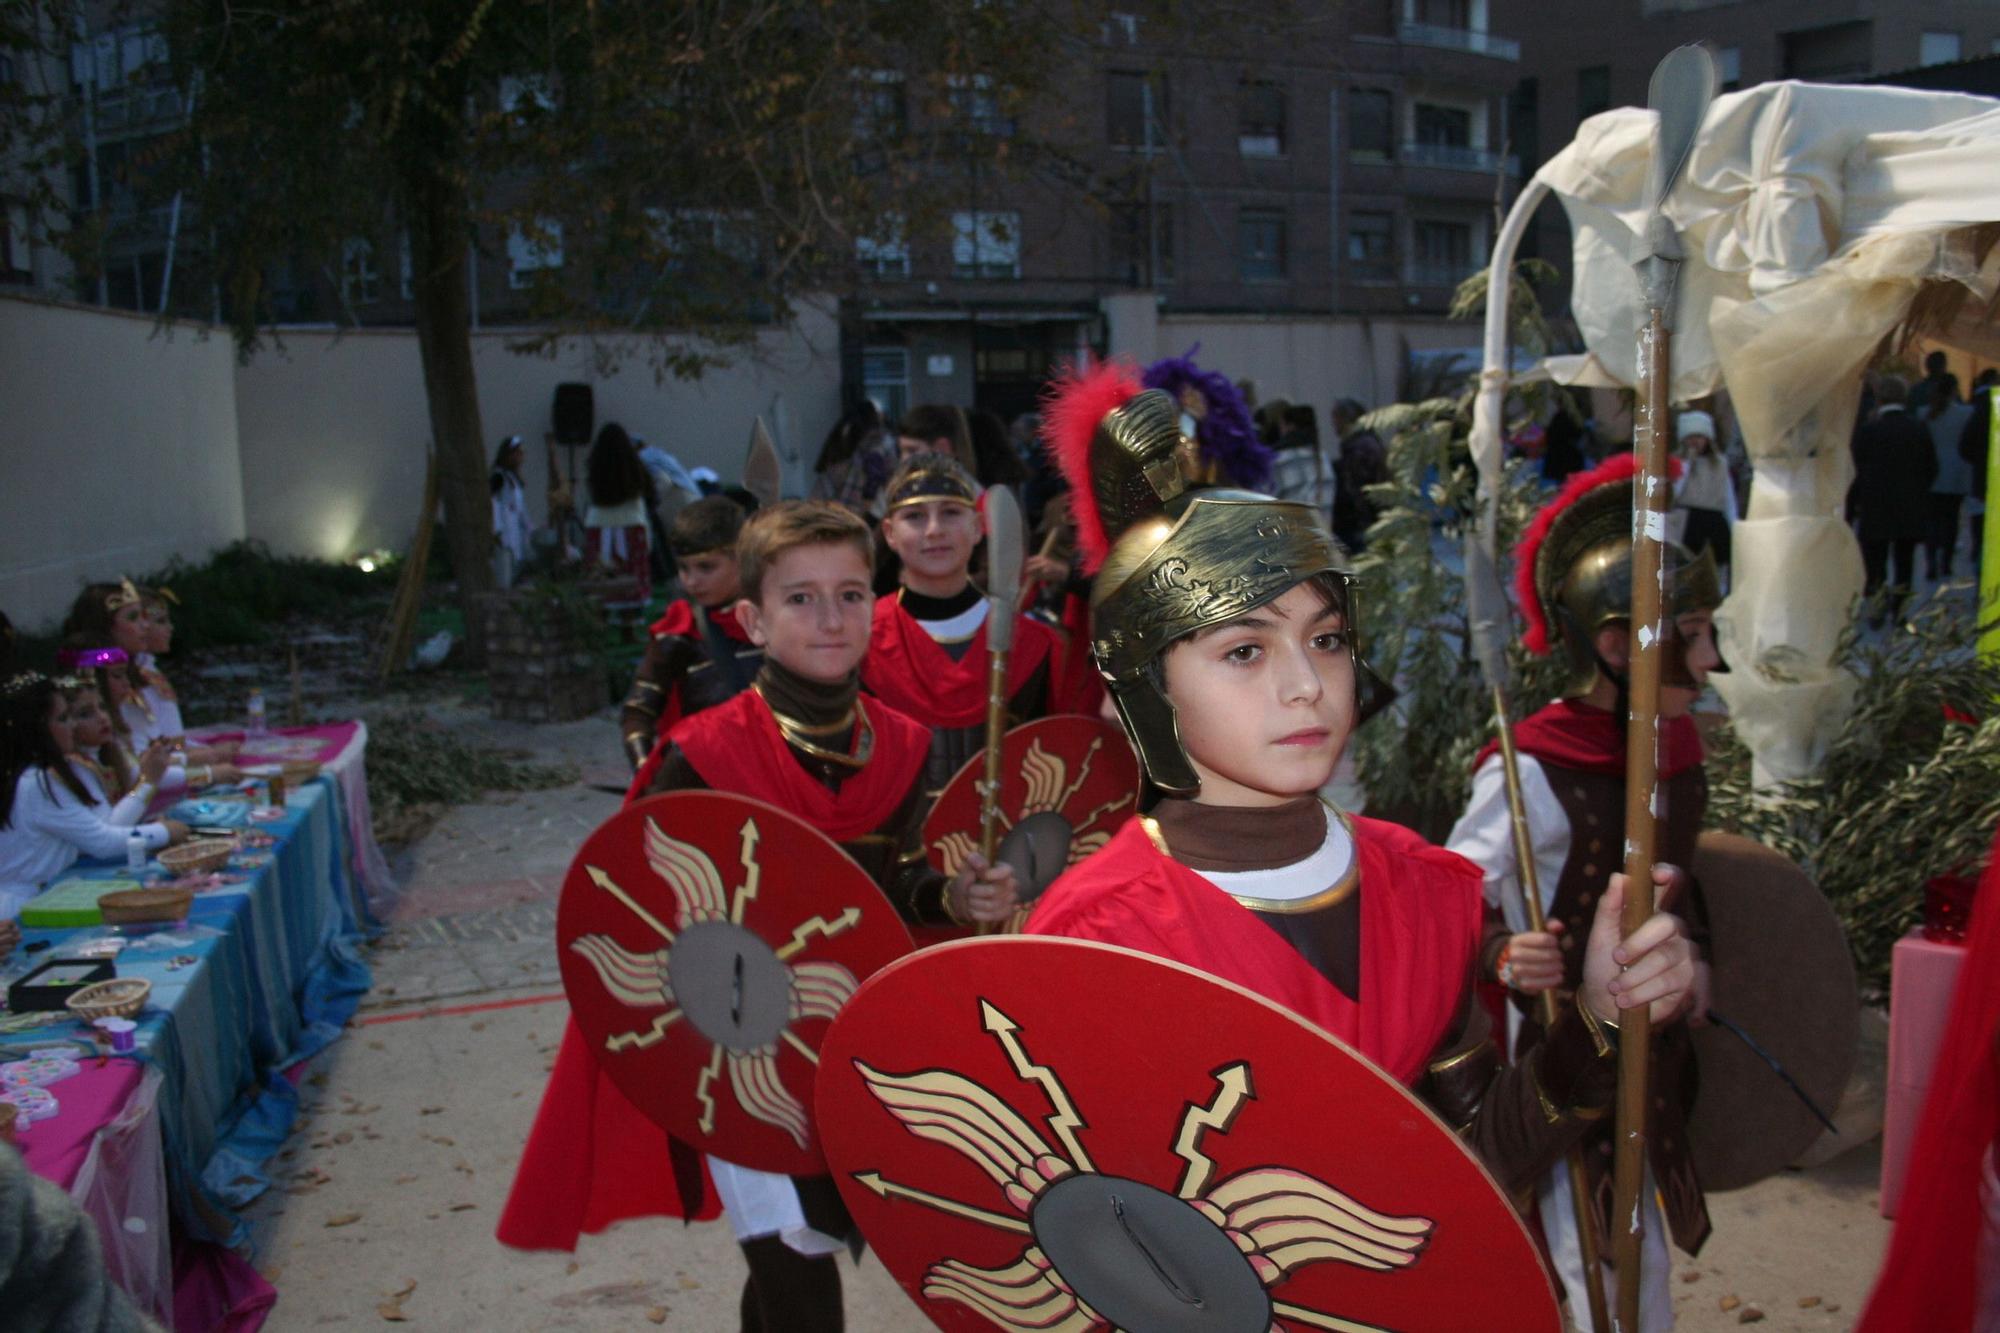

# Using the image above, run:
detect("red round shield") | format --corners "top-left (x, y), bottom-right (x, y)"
top-left (922, 715), bottom-right (1140, 892)
top-left (557, 790), bottom-right (913, 1176)
top-left (818, 938), bottom-right (1561, 1332)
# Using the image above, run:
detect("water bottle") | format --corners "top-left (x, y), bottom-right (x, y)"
top-left (126, 827), bottom-right (148, 872)
top-left (247, 689), bottom-right (267, 738)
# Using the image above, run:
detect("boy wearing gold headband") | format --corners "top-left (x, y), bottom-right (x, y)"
top-left (862, 453), bottom-right (1060, 801)
top-left (1024, 362), bottom-right (1698, 1200)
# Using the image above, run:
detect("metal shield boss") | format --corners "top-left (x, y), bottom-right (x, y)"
top-left (922, 715), bottom-right (1142, 902)
top-left (1687, 831), bottom-right (1860, 1192)
top-left (817, 938), bottom-right (1562, 1333)
top-left (557, 790), bottom-right (913, 1175)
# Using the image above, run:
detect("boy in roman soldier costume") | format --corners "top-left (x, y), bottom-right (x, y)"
top-left (504, 502), bottom-right (1017, 1329)
top-left (1446, 453), bottom-right (1722, 1330)
top-left (861, 454), bottom-right (1060, 800)
top-left (619, 496), bottom-right (763, 775)
top-left (1024, 362), bottom-right (1698, 1202)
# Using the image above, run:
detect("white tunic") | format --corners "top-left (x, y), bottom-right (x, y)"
top-left (1445, 747), bottom-right (1678, 1332)
top-left (69, 760), bottom-right (152, 827)
top-left (120, 685), bottom-right (186, 748)
top-left (0, 769), bottom-right (169, 919)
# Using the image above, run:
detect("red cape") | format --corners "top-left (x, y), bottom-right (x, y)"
top-left (501, 687), bottom-right (931, 1251)
top-left (1051, 591), bottom-right (1107, 718)
top-left (862, 596), bottom-right (1057, 728)
top-left (1025, 815), bottom-right (1484, 1085)
top-left (628, 602), bottom-right (756, 795)
top-left (674, 688), bottom-right (930, 843)
top-left (1474, 698), bottom-right (1704, 781)
top-left (1858, 821), bottom-right (2000, 1331)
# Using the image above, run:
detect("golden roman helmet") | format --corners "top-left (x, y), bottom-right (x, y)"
top-left (883, 451), bottom-right (979, 513)
top-left (1517, 453), bottom-right (1723, 696)
top-left (1046, 362), bottom-right (1370, 795)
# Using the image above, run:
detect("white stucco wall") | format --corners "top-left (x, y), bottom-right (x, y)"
top-left (233, 300), bottom-right (845, 561)
top-left (0, 295), bottom-right (246, 630)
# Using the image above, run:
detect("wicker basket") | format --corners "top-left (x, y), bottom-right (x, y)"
top-left (157, 839), bottom-right (235, 876)
top-left (97, 887), bottom-right (194, 925)
top-left (65, 977), bottom-right (152, 1022)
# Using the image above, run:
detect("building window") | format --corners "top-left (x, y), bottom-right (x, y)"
top-left (399, 232), bottom-right (413, 300)
top-left (949, 74), bottom-right (1013, 138)
top-left (340, 237), bottom-right (380, 305)
top-left (507, 219), bottom-right (564, 289)
top-left (1239, 81), bottom-right (1286, 157)
top-left (1716, 46), bottom-right (1741, 92)
top-left (1920, 31), bottom-right (1961, 66)
top-left (952, 210), bottom-right (1020, 279)
top-left (854, 70), bottom-right (907, 140)
top-left (1411, 219), bottom-right (1473, 285)
top-left (856, 216), bottom-right (910, 278)
top-left (1414, 0), bottom-right (1470, 28)
top-left (1781, 21), bottom-right (1873, 81)
top-left (1346, 212), bottom-right (1395, 282)
top-left (499, 74), bottom-right (556, 117)
top-left (1509, 77), bottom-right (1540, 171)
top-left (1348, 88), bottom-right (1393, 161)
top-left (1577, 65), bottom-right (1610, 121)
top-left (864, 346), bottom-right (910, 425)
top-left (1111, 204), bottom-right (1174, 285)
top-left (1105, 12), bottom-right (1140, 44)
top-left (1414, 103), bottom-right (1472, 148)
top-left (1107, 69), bottom-right (1163, 148)
top-left (1238, 208), bottom-right (1287, 282)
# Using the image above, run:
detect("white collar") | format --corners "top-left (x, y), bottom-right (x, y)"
top-left (913, 597), bottom-right (990, 644)
top-left (1189, 807), bottom-right (1356, 903)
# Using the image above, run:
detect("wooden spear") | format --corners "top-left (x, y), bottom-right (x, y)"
top-left (1615, 45), bottom-right (1715, 1331)
top-left (976, 484), bottom-right (1026, 935)
top-left (1466, 539), bottom-right (1612, 1333)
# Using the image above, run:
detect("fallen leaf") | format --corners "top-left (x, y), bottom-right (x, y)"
top-left (566, 1261), bottom-right (580, 1275)
top-left (471, 1021), bottom-right (487, 1031)
top-left (325, 1212), bottom-right (362, 1228)
top-left (1825, 1304), bottom-right (1841, 1313)
top-left (646, 1309), bottom-right (668, 1325)
top-left (333, 1131), bottom-right (354, 1145)
top-left (1737, 1309), bottom-right (1765, 1324)
top-left (368, 1040), bottom-right (385, 1051)
top-left (420, 1106), bottom-right (445, 1116)
top-left (448, 1203), bottom-right (477, 1212)
top-left (1719, 1295), bottom-right (1740, 1311)
top-left (377, 1278), bottom-right (417, 1322)
top-left (1798, 1296), bottom-right (1821, 1308)
top-left (1680, 1270), bottom-right (1702, 1284)
top-left (678, 1275), bottom-right (700, 1291)
top-left (393, 1175), bottom-right (419, 1185)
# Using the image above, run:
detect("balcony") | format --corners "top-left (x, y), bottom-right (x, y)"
top-left (1399, 141), bottom-right (1519, 174)
top-left (1397, 22), bottom-right (1520, 60)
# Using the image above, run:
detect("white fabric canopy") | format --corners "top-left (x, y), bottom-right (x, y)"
top-left (1526, 80), bottom-right (2000, 783)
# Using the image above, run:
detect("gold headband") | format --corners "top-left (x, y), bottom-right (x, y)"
top-left (104, 578), bottom-right (144, 613)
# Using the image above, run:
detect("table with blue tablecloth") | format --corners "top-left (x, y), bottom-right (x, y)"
top-left (4, 768), bottom-right (375, 1320)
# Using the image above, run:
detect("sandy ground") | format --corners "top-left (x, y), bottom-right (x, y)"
top-left (240, 706), bottom-right (1897, 1332)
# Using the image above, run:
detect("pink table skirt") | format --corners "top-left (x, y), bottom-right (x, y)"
top-left (17, 1059), bottom-right (144, 1189)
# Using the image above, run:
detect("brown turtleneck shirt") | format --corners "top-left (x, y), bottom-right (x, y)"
top-left (644, 660), bottom-right (954, 925)
top-left (1149, 796), bottom-right (1620, 1198)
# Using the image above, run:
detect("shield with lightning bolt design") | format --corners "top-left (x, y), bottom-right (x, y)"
top-left (818, 938), bottom-right (1562, 1333)
top-left (922, 716), bottom-right (1141, 901)
top-left (557, 791), bottom-right (914, 1176)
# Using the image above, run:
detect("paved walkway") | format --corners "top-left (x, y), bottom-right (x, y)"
top-left (243, 705), bottom-right (1893, 1332)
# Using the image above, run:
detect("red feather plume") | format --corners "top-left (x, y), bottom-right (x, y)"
top-left (1512, 451), bottom-right (1684, 655)
top-left (1041, 358), bottom-right (1143, 573)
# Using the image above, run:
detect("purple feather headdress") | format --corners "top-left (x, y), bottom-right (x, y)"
top-left (1141, 345), bottom-right (1272, 490)
top-left (57, 646), bottom-right (129, 671)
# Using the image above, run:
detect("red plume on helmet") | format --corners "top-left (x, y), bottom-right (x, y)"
top-left (1041, 358), bottom-right (1143, 573)
top-left (1512, 451), bottom-right (1684, 655)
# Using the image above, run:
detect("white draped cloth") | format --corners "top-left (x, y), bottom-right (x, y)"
top-left (1534, 80), bottom-right (2000, 782)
